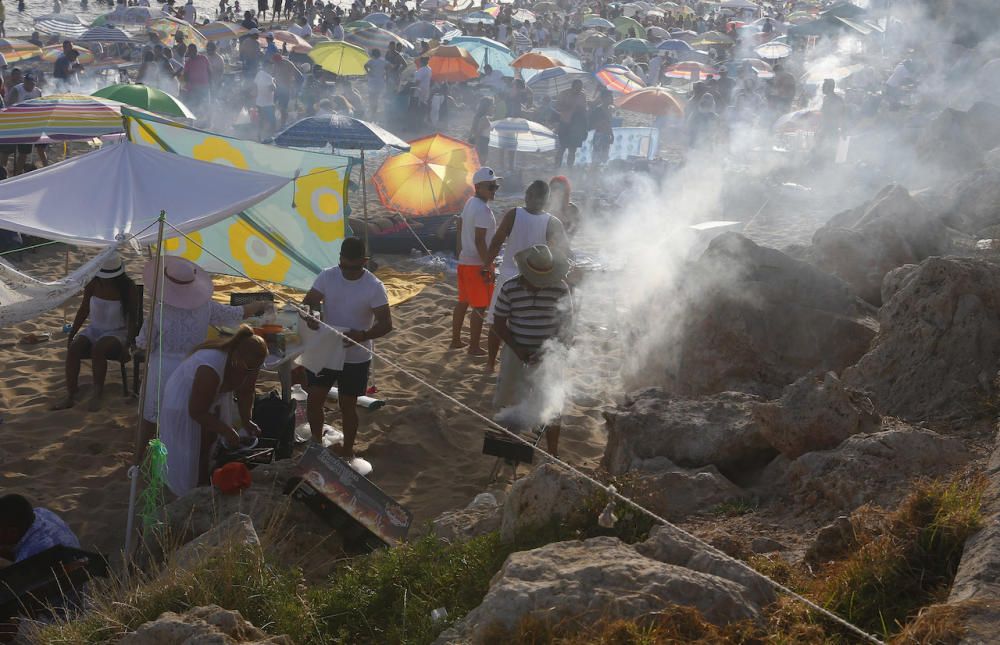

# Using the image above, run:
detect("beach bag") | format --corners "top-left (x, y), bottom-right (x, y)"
top-left (252, 391), bottom-right (295, 459)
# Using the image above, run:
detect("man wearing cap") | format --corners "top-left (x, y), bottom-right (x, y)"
top-left (302, 237), bottom-right (393, 461)
top-left (451, 167), bottom-right (500, 357)
top-left (492, 244), bottom-right (573, 457)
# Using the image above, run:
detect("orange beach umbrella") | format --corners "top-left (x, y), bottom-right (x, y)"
top-left (425, 45), bottom-right (479, 82)
top-left (511, 51), bottom-right (560, 70)
top-left (615, 86), bottom-right (685, 116)
top-left (372, 133), bottom-right (480, 216)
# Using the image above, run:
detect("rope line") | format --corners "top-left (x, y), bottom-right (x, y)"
top-left (160, 220), bottom-right (884, 645)
top-left (0, 239), bottom-right (61, 256)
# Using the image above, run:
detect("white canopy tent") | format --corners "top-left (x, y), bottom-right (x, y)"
top-left (0, 143), bottom-right (289, 246)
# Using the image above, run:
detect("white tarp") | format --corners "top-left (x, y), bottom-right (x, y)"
top-left (0, 143), bottom-right (290, 247)
top-left (0, 245), bottom-right (119, 327)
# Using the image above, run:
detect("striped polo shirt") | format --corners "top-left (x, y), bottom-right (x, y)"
top-left (493, 276), bottom-right (572, 350)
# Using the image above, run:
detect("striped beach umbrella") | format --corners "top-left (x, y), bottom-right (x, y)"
top-left (596, 64), bottom-right (646, 95)
top-left (525, 66), bottom-right (597, 99)
top-left (196, 21), bottom-right (248, 41)
top-left (448, 36), bottom-right (513, 76)
top-left (40, 44), bottom-right (95, 64)
top-left (511, 30), bottom-right (532, 52)
top-left (346, 27), bottom-right (413, 55)
top-left (92, 84), bottom-right (195, 119)
top-left (372, 133), bottom-right (479, 217)
top-left (78, 26), bottom-right (134, 44)
top-left (273, 114), bottom-right (409, 151)
top-left (0, 39), bottom-right (41, 63)
top-left (0, 94), bottom-right (125, 143)
top-left (92, 6), bottom-right (159, 26)
top-left (615, 86), bottom-right (684, 116)
top-left (33, 13), bottom-right (88, 38)
top-left (489, 118), bottom-right (556, 152)
top-left (363, 12), bottom-right (393, 27)
top-left (258, 30), bottom-right (312, 54)
top-left (664, 61), bottom-right (719, 80)
top-left (148, 17), bottom-right (207, 49)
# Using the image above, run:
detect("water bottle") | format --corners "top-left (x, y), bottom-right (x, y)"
top-left (290, 384), bottom-right (308, 430)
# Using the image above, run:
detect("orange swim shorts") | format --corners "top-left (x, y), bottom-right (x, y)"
top-left (457, 264), bottom-right (494, 308)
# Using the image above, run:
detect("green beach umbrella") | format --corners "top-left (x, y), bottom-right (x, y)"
top-left (91, 84), bottom-right (195, 119)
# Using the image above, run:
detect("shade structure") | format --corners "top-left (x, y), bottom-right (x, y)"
top-left (92, 84), bottom-right (195, 119)
top-left (346, 26), bottom-right (413, 54)
top-left (525, 66), bottom-right (597, 98)
top-left (196, 21), bottom-right (249, 41)
top-left (363, 12), bottom-right (393, 27)
top-left (92, 6), bottom-right (159, 26)
top-left (40, 44), bottom-right (94, 64)
top-left (664, 61), bottom-right (719, 80)
top-left (258, 30), bottom-right (312, 54)
top-left (511, 51), bottom-right (560, 70)
top-left (647, 26), bottom-right (671, 39)
top-left (489, 118), bottom-right (556, 152)
top-left (773, 109), bottom-right (822, 134)
top-left (448, 36), bottom-right (514, 77)
top-left (33, 13), bottom-right (88, 37)
top-left (614, 37), bottom-right (652, 55)
top-left (613, 16), bottom-right (646, 38)
top-left (272, 115), bottom-right (410, 151)
top-left (691, 30), bottom-right (734, 47)
top-left (309, 41), bottom-right (369, 76)
top-left (148, 17), bottom-right (208, 49)
top-left (0, 94), bottom-right (126, 143)
top-left (616, 86), bottom-right (685, 116)
top-left (426, 45), bottom-right (478, 81)
top-left (755, 41), bottom-right (792, 59)
top-left (0, 39), bottom-right (42, 63)
top-left (596, 64), bottom-right (646, 95)
top-left (78, 26), bottom-right (134, 43)
top-left (372, 133), bottom-right (479, 217)
top-left (530, 47), bottom-right (581, 70)
top-left (402, 20), bottom-right (445, 41)
top-left (0, 142), bottom-right (289, 247)
top-left (657, 38), bottom-right (693, 51)
top-left (461, 11), bottom-right (496, 25)
top-left (577, 31), bottom-right (615, 50)
top-left (582, 16), bottom-right (614, 29)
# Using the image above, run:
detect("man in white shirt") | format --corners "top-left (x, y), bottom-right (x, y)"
top-left (451, 167), bottom-right (500, 356)
top-left (253, 63), bottom-right (276, 141)
top-left (302, 237), bottom-right (392, 460)
top-left (289, 15), bottom-right (311, 38)
top-left (413, 56), bottom-right (432, 122)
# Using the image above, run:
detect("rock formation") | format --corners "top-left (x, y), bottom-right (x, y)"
top-left (120, 605), bottom-right (290, 645)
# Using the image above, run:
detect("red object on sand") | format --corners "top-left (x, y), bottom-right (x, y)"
top-left (212, 462), bottom-right (252, 495)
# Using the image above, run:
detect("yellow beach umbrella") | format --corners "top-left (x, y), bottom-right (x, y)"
top-left (372, 133), bottom-right (480, 217)
top-left (309, 41), bottom-right (370, 76)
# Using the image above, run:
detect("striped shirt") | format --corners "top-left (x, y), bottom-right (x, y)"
top-left (493, 277), bottom-right (572, 350)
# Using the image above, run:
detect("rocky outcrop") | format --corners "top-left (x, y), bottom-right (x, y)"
top-left (917, 102), bottom-right (1000, 175)
top-left (626, 462), bottom-right (745, 521)
top-left (120, 605), bottom-right (290, 645)
top-left (843, 256), bottom-right (1000, 421)
top-left (943, 166), bottom-right (1000, 236)
top-left (432, 493), bottom-right (503, 543)
top-left (624, 233), bottom-right (877, 397)
top-left (752, 372), bottom-right (880, 459)
top-left (436, 537), bottom-right (761, 643)
top-left (603, 388), bottom-right (777, 480)
top-left (499, 464), bottom-right (589, 541)
top-left (805, 516), bottom-right (857, 566)
top-left (807, 185), bottom-right (949, 304)
top-left (770, 424), bottom-right (971, 512)
top-left (171, 513), bottom-right (260, 571)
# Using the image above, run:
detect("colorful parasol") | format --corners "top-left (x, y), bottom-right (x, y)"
top-left (372, 133), bottom-right (479, 217)
top-left (596, 64), bottom-right (646, 95)
top-left (664, 61), bottom-right (719, 80)
top-left (92, 84), bottom-right (195, 119)
top-left (511, 51), bottom-right (560, 70)
top-left (448, 36), bottom-right (514, 77)
top-left (0, 39), bottom-right (42, 63)
top-left (259, 30), bottom-right (313, 54)
top-left (33, 13), bottom-right (88, 37)
top-left (0, 94), bottom-right (126, 143)
top-left (40, 44), bottom-right (94, 64)
top-left (613, 16), bottom-right (646, 39)
top-left (196, 21), bottom-right (249, 41)
top-left (691, 30), bottom-right (735, 47)
top-left (309, 41), bottom-right (369, 76)
top-left (426, 45), bottom-right (479, 81)
top-left (148, 17), bottom-right (208, 50)
top-left (615, 86), bottom-right (684, 116)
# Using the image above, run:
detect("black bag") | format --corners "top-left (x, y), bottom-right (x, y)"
top-left (252, 391), bottom-right (295, 460)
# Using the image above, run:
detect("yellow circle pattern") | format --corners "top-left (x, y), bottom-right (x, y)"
top-left (192, 137), bottom-right (249, 169)
top-left (228, 222), bottom-right (291, 283)
top-left (294, 167), bottom-right (346, 242)
top-left (164, 231), bottom-right (203, 262)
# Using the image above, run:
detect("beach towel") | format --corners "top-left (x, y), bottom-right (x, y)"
top-left (212, 269), bottom-right (439, 309)
top-left (0, 246), bottom-right (120, 327)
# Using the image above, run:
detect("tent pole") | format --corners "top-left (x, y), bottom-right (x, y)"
top-left (124, 210), bottom-right (166, 560)
top-left (361, 150), bottom-right (370, 252)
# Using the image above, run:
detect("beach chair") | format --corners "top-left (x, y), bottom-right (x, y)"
top-left (81, 283), bottom-right (143, 397)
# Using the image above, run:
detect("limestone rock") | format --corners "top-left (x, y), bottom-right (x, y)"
top-left (627, 464), bottom-right (744, 522)
top-left (436, 537), bottom-right (760, 643)
top-left (752, 372), bottom-right (880, 459)
top-left (432, 493), bottom-right (503, 543)
top-left (880, 263), bottom-right (918, 304)
top-left (944, 166), bottom-right (1000, 235)
top-left (120, 605), bottom-right (290, 645)
top-left (805, 516), bottom-right (856, 566)
top-left (603, 388), bottom-right (777, 479)
top-left (172, 513), bottom-right (259, 571)
top-left (499, 464), bottom-right (589, 541)
top-left (750, 537), bottom-right (785, 554)
top-left (917, 103), bottom-right (1000, 175)
top-left (775, 425), bottom-right (971, 512)
top-left (843, 256), bottom-right (1000, 421)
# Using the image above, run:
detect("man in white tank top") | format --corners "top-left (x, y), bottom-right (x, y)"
top-left (481, 180), bottom-right (571, 372)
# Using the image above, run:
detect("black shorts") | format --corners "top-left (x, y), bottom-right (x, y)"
top-left (306, 361), bottom-right (370, 397)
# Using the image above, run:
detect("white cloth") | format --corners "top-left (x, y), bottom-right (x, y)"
top-left (0, 246), bottom-right (118, 327)
top-left (136, 301), bottom-right (244, 422)
top-left (458, 196), bottom-right (496, 266)
top-left (310, 267), bottom-right (388, 364)
top-left (254, 70), bottom-right (276, 107)
top-left (414, 65), bottom-right (432, 103)
top-left (160, 348), bottom-right (232, 496)
top-left (78, 296), bottom-right (127, 344)
top-left (294, 317), bottom-right (348, 372)
top-left (487, 207), bottom-right (553, 322)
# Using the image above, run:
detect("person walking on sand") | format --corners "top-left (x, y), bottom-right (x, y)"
top-left (482, 180), bottom-right (571, 372)
top-left (451, 167), bottom-right (500, 356)
top-left (301, 237), bottom-right (392, 461)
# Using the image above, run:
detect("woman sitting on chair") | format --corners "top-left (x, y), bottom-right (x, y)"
top-left (54, 252), bottom-right (135, 412)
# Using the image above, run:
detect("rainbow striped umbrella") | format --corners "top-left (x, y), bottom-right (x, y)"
top-left (664, 61), bottom-right (718, 80)
top-left (596, 64), bottom-right (646, 95)
top-left (148, 17), bottom-right (208, 49)
top-left (40, 44), bottom-right (95, 64)
top-left (345, 27), bottom-right (413, 55)
top-left (0, 39), bottom-right (42, 63)
top-left (196, 21), bottom-right (248, 41)
top-left (0, 94), bottom-right (126, 143)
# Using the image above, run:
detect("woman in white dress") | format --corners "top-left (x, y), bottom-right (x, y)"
top-left (136, 256), bottom-right (270, 456)
top-left (159, 325), bottom-right (267, 497)
top-left (55, 252), bottom-right (136, 411)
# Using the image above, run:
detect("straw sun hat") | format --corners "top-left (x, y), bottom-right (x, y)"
top-left (143, 256), bottom-right (213, 310)
top-left (96, 252), bottom-right (125, 279)
top-left (514, 244), bottom-right (570, 288)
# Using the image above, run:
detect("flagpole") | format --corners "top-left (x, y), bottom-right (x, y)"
top-left (360, 150), bottom-right (370, 252)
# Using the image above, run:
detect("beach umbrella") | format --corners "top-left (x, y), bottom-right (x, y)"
top-left (511, 31), bottom-right (532, 51)
top-left (258, 30), bottom-right (312, 54)
top-left (420, 0), bottom-right (451, 9)
top-left (308, 41), bottom-right (369, 76)
top-left (39, 44), bottom-right (94, 64)
top-left (0, 94), bottom-right (126, 143)
top-left (534, 1), bottom-right (559, 11)
top-left (345, 20), bottom-right (376, 30)
top-left (657, 38), bottom-right (693, 52)
top-left (664, 61), bottom-right (718, 80)
top-left (646, 26), bottom-right (671, 40)
top-left (363, 12), bottom-right (393, 27)
top-left (0, 39), bottom-right (42, 63)
top-left (613, 37), bottom-right (652, 55)
top-left (582, 16), bottom-right (614, 29)
top-left (577, 31), bottom-right (615, 50)
top-left (691, 30), bottom-right (734, 47)
top-left (613, 16), bottom-right (646, 39)
top-left (426, 45), bottom-right (479, 82)
top-left (196, 21), bottom-right (249, 41)
top-left (646, 8), bottom-right (665, 18)
top-left (402, 20), bottom-right (445, 41)
top-left (511, 51), bottom-right (560, 70)
top-left (723, 58), bottom-right (774, 79)
top-left (92, 84), bottom-right (195, 119)
top-left (596, 64), bottom-right (646, 95)
top-left (530, 47), bottom-right (581, 70)
top-left (461, 11), bottom-right (496, 25)
top-left (755, 41), bottom-right (792, 59)
top-left (448, 36), bottom-right (514, 76)
top-left (525, 66), bottom-right (597, 98)
top-left (616, 86), bottom-right (684, 116)
top-left (91, 6), bottom-right (159, 26)
top-left (773, 108), bottom-right (821, 134)
top-left (148, 17), bottom-right (208, 50)
top-left (669, 29), bottom-right (699, 41)
top-left (78, 26), bottom-right (134, 44)
top-left (511, 8), bottom-right (536, 23)
top-left (346, 27), bottom-right (413, 54)
top-left (489, 118), bottom-right (556, 152)
top-left (33, 13), bottom-right (88, 38)
top-left (372, 133), bottom-right (479, 217)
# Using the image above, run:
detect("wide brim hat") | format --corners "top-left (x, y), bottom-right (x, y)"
top-left (513, 244), bottom-right (570, 288)
top-left (143, 255), bottom-right (213, 310)
top-left (97, 251), bottom-right (125, 279)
